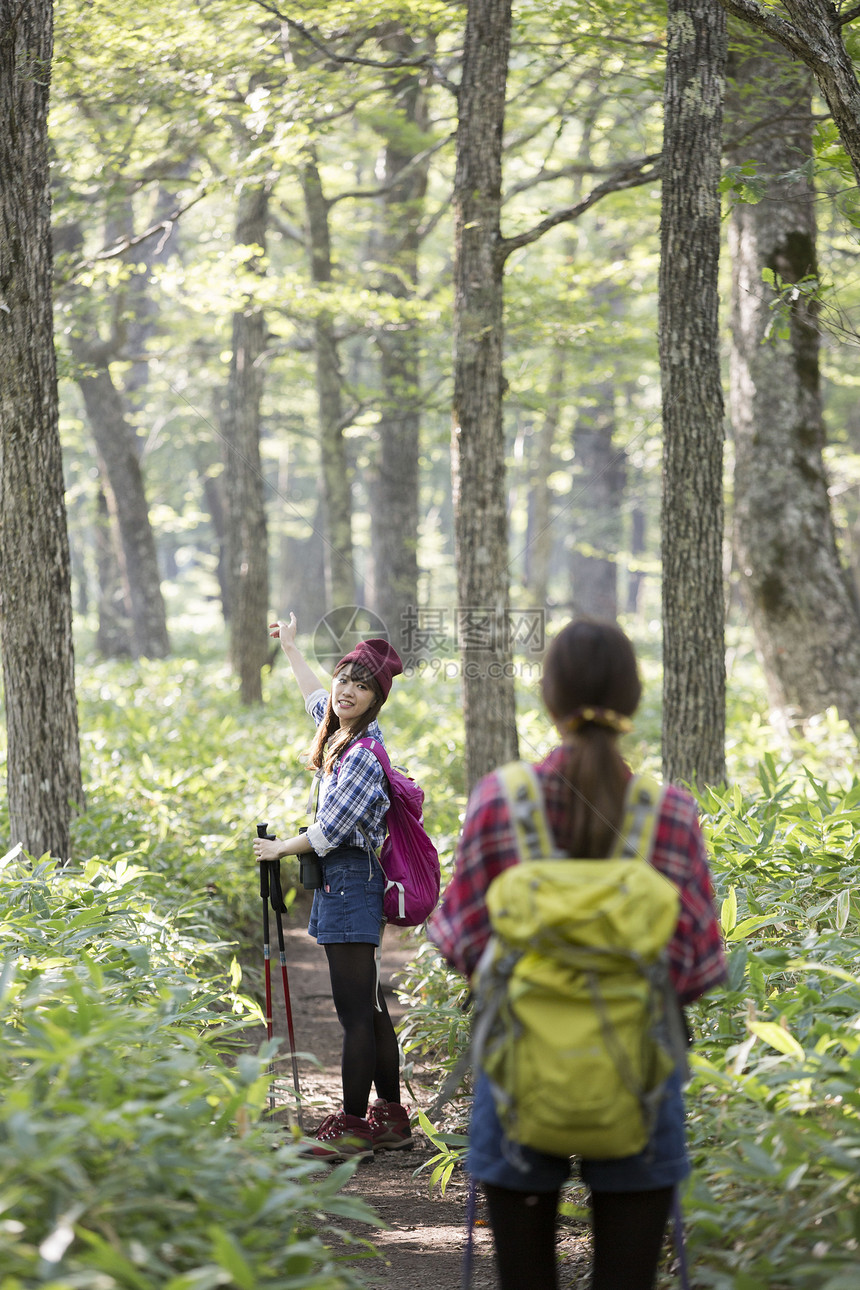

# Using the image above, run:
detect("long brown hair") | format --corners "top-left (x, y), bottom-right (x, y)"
top-left (308, 661), bottom-right (385, 773)
top-left (541, 619), bottom-right (642, 858)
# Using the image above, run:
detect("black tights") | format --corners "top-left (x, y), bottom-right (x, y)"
top-left (483, 1182), bottom-right (673, 1290)
top-left (324, 942), bottom-right (400, 1118)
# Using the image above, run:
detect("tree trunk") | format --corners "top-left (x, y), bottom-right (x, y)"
top-left (222, 181), bottom-right (271, 705)
top-left (70, 341), bottom-right (171, 659)
top-left (452, 0), bottom-right (519, 790)
top-left (0, 0), bottom-right (83, 858)
top-left (370, 34), bottom-right (431, 661)
top-left (626, 503), bottom-right (648, 616)
top-left (122, 184), bottom-right (181, 410)
top-left (570, 327), bottom-right (623, 621)
top-left (659, 0), bottom-right (727, 787)
top-left (195, 441), bottom-right (230, 620)
top-left (302, 151), bottom-right (355, 610)
top-left (273, 442), bottom-right (327, 626)
top-left (523, 347), bottom-right (565, 611)
top-left (719, 0), bottom-right (860, 189)
top-left (726, 30), bottom-right (860, 729)
top-left (94, 486), bottom-right (133, 657)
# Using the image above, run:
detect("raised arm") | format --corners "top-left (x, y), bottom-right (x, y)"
top-left (270, 613), bottom-right (324, 701)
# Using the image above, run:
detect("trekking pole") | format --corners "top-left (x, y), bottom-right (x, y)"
top-left (461, 1174), bottom-right (478, 1290)
top-left (672, 1186), bottom-right (691, 1290)
top-left (258, 825), bottom-right (276, 1114)
top-left (257, 823), bottom-right (303, 1131)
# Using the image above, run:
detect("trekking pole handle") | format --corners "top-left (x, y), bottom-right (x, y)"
top-left (257, 822), bottom-right (275, 898)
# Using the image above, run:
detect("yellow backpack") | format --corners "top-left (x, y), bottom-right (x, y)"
top-left (471, 763), bottom-right (685, 1160)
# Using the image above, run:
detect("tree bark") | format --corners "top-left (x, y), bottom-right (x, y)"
top-left (302, 151), bottom-right (356, 610)
top-left (195, 442), bottom-right (230, 620)
top-left (452, 0), bottom-right (519, 790)
top-left (570, 286), bottom-right (624, 623)
top-left (659, 0), bottom-right (728, 787)
top-left (626, 503), bottom-right (648, 616)
top-left (70, 341), bottom-right (171, 659)
top-left (523, 347), bottom-right (566, 610)
top-left (370, 33), bottom-right (431, 662)
top-left (222, 181), bottom-right (271, 705)
top-left (0, 0), bottom-right (83, 858)
top-left (571, 415), bottom-right (623, 622)
top-left (726, 29), bottom-right (860, 730)
top-left (719, 0), bottom-right (860, 189)
top-left (93, 486), bottom-right (133, 657)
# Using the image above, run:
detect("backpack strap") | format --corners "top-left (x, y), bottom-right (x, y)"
top-left (499, 763), bottom-right (665, 866)
top-left (352, 735), bottom-right (393, 778)
top-left (611, 773), bottom-right (665, 863)
top-left (330, 738), bottom-right (387, 865)
top-left (497, 761), bottom-right (562, 863)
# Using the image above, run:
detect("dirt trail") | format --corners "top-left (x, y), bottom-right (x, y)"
top-left (246, 903), bottom-right (591, 1289)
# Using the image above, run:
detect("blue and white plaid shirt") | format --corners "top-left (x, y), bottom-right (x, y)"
top-left (304, 688), bottom-right (389, 857)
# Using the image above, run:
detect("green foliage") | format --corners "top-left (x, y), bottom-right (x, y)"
top-left (0, 848), bottom-right (375, 1288)
top-left (411, 1109), bottom-right (469, 1196)
top-left (684, 760), bottom-right (860, 1288)
top-left (396, 943), bottom-right (471, 1107)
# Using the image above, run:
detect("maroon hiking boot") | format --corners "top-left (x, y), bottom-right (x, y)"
top-left (301, 1110), bottom-right (374, 1162)
top-left (367, 1098), bottom-right (413, 1151)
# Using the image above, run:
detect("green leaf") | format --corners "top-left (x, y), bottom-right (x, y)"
top-left (747, 1019), bottom-right (805, 1058)
top-left (209, 1227), bottom-right (256, 1290)
top-left (720, 886), bottom-right (738, 936)
top-left (836, 887), bottom-right (850, 932)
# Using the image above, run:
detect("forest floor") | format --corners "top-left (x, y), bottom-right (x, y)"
top-left (242, 896), bottom-right (595, 1290)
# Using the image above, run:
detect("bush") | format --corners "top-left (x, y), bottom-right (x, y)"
top-left (685, 757), bottom-right (860, 1289)
top-left (0, 852), bottom-right (376, 1288)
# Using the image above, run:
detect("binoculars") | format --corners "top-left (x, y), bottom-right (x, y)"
top-left (298, 827), bottom-right (323, 890)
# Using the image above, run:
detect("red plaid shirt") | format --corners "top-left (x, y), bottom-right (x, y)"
top-left (428, 748), bottom-right (726, 1006)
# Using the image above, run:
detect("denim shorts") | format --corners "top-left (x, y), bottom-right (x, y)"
top-left (307, 846), bottom-right (385, 945)
top-left (467, 1068), bottom-right (690, 1194)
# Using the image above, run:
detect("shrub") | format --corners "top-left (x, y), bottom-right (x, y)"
top-left (0, 852), bottom-right (376, 1288)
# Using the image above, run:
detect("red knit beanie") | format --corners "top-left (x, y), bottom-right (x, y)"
top-left (333, 638), bottom-right (403, 701)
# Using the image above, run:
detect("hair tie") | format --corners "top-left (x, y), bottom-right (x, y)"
top-left (562, 706), bottom-right (633, 735)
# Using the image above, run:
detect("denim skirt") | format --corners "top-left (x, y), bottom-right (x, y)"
top-left (467, 1068), bottom-right (690, 1194)
top-left (307, 845), bottom-right (385, 945)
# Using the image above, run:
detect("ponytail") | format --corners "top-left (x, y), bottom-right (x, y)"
top-left (541, 620), bottom-right (641, 859)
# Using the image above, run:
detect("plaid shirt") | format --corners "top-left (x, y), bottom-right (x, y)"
top-left (304, 689), bottom-right (389, 856)
top-left (427, 748), bottom-right (726, 1006)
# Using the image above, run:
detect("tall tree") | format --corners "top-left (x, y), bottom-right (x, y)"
top-left (301, 149), bottom-right (357, 611)
top-left (451, 0), bottom-right (519, 790)
top-left (70, 338), bottom-right (171, 659)
top-left (0, 0), bottom-right (83, 857)
top-left (726, 28), bottom-right (860, 729)
top-left (659, 0), bottom-right (728, 786)
top-left (570, 277), bottom-right (625, 622)
top-left (369, 30), bottom-right (432, 661)
top-left (222, 178), bottom-right (272, 704)
top-left (522, 347), bottom-right (566, 611)
top-left (54, 215), bottom-right (171, 660)
top-left (452, 0), bottom-right (661, 787)
top-left (93, 487), bottom-right (132, 658)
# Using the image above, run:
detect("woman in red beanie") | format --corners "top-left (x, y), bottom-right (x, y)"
top-left (253, 612), bottom-right (412, 1161)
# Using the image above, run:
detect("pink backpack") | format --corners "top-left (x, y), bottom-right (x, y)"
top-left (345, 737), bottom-right (441, 927)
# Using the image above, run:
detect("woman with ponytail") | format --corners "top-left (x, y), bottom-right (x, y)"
top-left (429, 619), bottom-right (725, 1290)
